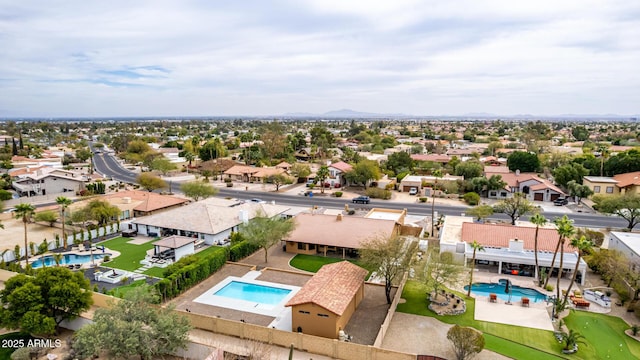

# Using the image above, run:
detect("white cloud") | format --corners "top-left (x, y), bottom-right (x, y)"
top-left (0, 0), bottom-right (638, 116)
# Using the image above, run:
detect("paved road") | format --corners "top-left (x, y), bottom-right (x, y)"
top-left (90, 147), bottom-right (631, 230)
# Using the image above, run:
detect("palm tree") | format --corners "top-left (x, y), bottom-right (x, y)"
top-left (467, 240), bottom-right (485, 297)
top-left (530, 213), bottom-right (548, 285)
top-left (551, 216), bottom-right (576, 300)
top-left (561, 329), bottom-right (587, 352)
top-left (53, 253), bottom-right (63, 267)
top-left (562, 235), bottom-right (593, 306)
top-left (431, 169), bottom-right (443, 237)
top-left (56, 196), bottom-right (73, 249)
top-left (544, 215), bottom-right (571, 289)
top-left (14, 203), bottom-right (36, 266)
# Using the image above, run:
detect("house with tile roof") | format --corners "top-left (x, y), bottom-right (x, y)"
top-left (93, 190), bottom-right (189, 220)
top-left (283, 212), bottom-right (400, 258)
top-left (439, 216), bottom-right (587, 284)
top-left (132, 198), bottom-right (290, 245)
top-left (286, 261), bottom-right (367, 338)
top-left (582, 172), bottom-right (640, 198)
top-left (484, 169), bottom-right (564, 202)
top-left (328, 161), bottom-right (353, 186)
top-left (410, 154), bottom-right (451, 164)
top-left (224, 164), bottom-right (289, 183)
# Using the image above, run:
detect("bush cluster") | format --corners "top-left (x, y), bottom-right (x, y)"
top-left (463, 192), bottom-right (480, 205)
top-left (365, 187), bottom-right (392, 199)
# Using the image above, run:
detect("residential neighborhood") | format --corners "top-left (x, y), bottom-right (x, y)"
top-left (1, 117), bottom-right (640, 359)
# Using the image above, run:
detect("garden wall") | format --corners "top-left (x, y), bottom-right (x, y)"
top-left (373, 271), bottom-right (408, 348)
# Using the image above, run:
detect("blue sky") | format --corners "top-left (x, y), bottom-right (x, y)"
top-left (0, 0), bottom-right (638, 117)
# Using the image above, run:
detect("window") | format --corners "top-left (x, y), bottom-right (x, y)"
top-left (606, 186), bottom-right (614, 193)
top-left (297, 242), bottom-right (306, 250)
top-left (593, 186), bottom-right (600, 193)
top-left (298, 310), bottom-right (310, 315)
top-left (317, 313), bottom-right (329, 318)
top-left (489, 191), bottom-right (497, 197)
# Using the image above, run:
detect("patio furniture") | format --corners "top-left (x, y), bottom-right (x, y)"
top-left (489, 293), bottom-right (497, 303)
top-left (521, 297), bottom-right (530, 307)
top-left (572, 298), bottom-right (590, 309)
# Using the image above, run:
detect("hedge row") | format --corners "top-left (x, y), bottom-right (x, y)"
top-left (229, 241), bottom-right (261, 262)
top-left (154, 247), bottom-right (228, 301)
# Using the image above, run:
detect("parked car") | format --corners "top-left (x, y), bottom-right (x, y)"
top-left (409, 187), bottom-right (418, 196)
top-left (554, 197), bottom-right (569, 206)
top-left (305, 179), bottom-right (315, 187)
top-left (352, 196), bottom-right (370, 204)
top-left (298, 190), bottom-right (313, 196)
top-left (250, 198), bottom-right (266, 203)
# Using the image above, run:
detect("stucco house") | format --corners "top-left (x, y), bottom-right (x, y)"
top-left (286, 261), bottom-right (367, 338)
top-left (439, 216), bottom-right (587, 284)
top-left (484, 170), bottom-right (564, 202)
top-left (11, 167), bottom-right (87, 196)
top-left (607, 232), bottom-right (640, 271)
top-left (132, 198), bottom-right (290, 245)
top-left (328, 161), bottom-right (353, 186)
top-left (224, 164), bottom-right (288, 183)
top-left (399, 174), bottom-right (463, 193)
top-left (284, 212), bottom-right (401, 258)
top-left (582, 176), bottom-right (620, 197)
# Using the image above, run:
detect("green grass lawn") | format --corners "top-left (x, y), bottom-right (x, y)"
top-left (289, 254), bottom-right (372, 274)
top-left (562, 310), bottom-right (640, 359)
top-left (108, 279), bottom-right (148, 298)
top-left (397, 280), bottom-right (563, 360)
top-left (142, 266), bottom-right (166, 278)
top-left (99, 236), bottom-right (155, 271)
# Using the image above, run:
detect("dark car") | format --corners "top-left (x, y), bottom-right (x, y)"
top-left (554, 197), bottom-right (569, 206)
top-left (352, 196), bottom-right (370, 204)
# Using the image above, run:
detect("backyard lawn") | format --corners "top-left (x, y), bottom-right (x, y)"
top-left (397, 280), bottom-right (563, 360)
top-left (142, 246), bottom-right (226, 278)
top-left (289, 254), bottom-right (372, 275)
top-left (108, 279), bottom-right (148, 298)
top-left (563, 310), bottom-right (640, 359)
top-left (99, 237), bottom-right (155, 271)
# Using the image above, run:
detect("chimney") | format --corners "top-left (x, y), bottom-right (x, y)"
top-left (123, 197), bottom-right (131, 204)
top-left (508, 238), bottom-right (524, 252)
top-left (238, 210), bottom-right (249, 224)
top-left (337, 213), bottom-right (343, 221)
top-left (515, 169), bottom-right (520, 176)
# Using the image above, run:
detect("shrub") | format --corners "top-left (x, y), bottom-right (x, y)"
top-left (463, 192), bottom-right (481, 205)
top-left (102, 255), bottom-right (110, 262)
top-left (545, 284), bottom-right (554, 292)
top-left (229, 241), bottom-right (261, 262)
top-left (396, 171), bottom-right (409, 182)
top-left (365, 187), bottom-right (392, 199)
top-left (334, 191), bottom-right (343, 198)
top-left (224, 177), bottom-right (232, 183)
top-left (419, 197), bottom-right (428, 203)
top-left (348, 209), bottom-right (356, 215)
top-left (613, 281), bottom-right (630, 304)
top-left (154, 247), bottom-right (229, 301)
top-left (226, 182), bottom-right (233, 187)
top-left (631, 325), bottom-right (640, 336)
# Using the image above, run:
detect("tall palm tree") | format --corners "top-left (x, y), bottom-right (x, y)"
top-left (562, 236), bottom-right (593, 306)
top-left (14, 203), bottom-right (36, 266)
top-left (53, 253), bottom-right (63, 267)
top-left (553, 216), bottom-right (576, 300)
top-left (530, 213), bottom-right (548, 284)
top-left (466, 240), bottom-right (485, 297)
top-left (56, 196), bottom-right (73, 249)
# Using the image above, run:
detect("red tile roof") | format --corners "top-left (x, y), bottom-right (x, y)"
top-left (411, 154), bottom-right (451, 163)
top-left (329, 161), bottom-right (353, 173)
top-left (103, 190), bottom-right (188, 212)
top-left (285, 213), bottom-right (398, 249)
top-left (461, 222), bottom-right (576, 252)
top-left (285, 261), bottom-right (367, 315)
top-left (613, 172), bottom-right (640, 188)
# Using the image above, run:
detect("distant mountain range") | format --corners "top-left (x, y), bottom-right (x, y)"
top-left (282, 109), bottom-right (639, 119)
top-left (283, 109), bottom-right (410, 118)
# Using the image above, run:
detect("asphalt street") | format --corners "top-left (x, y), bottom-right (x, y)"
top-left (90, 149), bottom-right (631, 230)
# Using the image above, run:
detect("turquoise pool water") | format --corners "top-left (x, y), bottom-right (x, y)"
top-left (464, 281), bottom-right (548, 303)
top-left (215, 281), bottom-right (292, 305)
top-left (31, 253), bottom-right (111, 269)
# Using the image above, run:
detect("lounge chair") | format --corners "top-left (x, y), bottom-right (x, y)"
top-left (489, 293), bottom-right (497, 303)
top-left (521, 297), bottom-right (530, 307)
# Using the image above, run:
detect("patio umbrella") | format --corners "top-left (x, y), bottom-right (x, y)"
top-left (505, 279), bottom-right (513, 304)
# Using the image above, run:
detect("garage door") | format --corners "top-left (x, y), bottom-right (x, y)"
top-left (550, 194), bottom-right (560, 201)
top-left (534, 193), bottom-right (544, 201)
top-left (403, 185), bottom-right (414, 192)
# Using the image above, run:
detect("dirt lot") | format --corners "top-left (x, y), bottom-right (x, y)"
top-left (0, 215), bottom-right (63, 253)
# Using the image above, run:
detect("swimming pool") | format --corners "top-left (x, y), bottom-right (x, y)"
top-left (464, 280), bottom-right (548, 303)
top-left (30, 253), bottom-right (111, 269)
top-left (214, 280), bottom-right (292, 305)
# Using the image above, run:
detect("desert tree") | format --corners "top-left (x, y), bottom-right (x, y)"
top-left (360, 234), bottom-right (417, 304)
top-left (493, 193), bottom-right (536, 225)
top-left (447, 325), bottom-right (485, 360)
top-left (240, 212), bottom-right (295, 263)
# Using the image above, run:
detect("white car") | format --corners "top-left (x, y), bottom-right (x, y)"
top-left (409, 187), bottom-right (418, 196)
